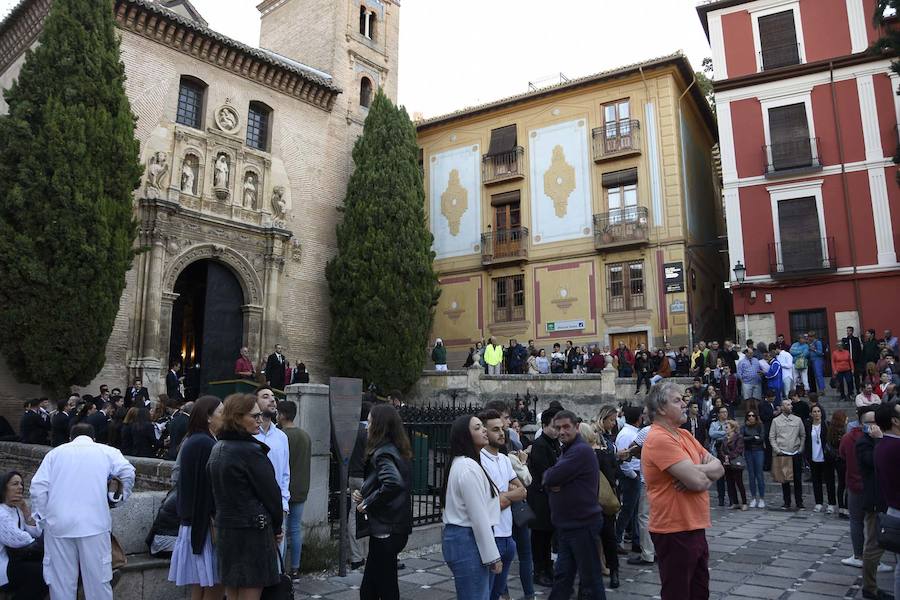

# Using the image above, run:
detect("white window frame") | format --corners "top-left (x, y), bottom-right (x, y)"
top-left (750, 1), bottom-right (806, 73)
top-left (760, 92), bottom-right (816, 172)
top-left (767, 179), bottom-right (827, 270)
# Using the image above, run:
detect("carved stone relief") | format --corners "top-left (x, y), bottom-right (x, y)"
top-left (214, 104), bottom-right (241, 135)
top-left (145, 151), bottom-right (169, 199)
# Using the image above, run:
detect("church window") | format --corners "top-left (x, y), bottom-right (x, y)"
top-left (176, 76), bottom-right (206, 130)
top-left (360, 77), bottom-right (373, 109)
top-left (246, 102), bottom-right (272, 151)
top-left (368, 12), bottom-right (377, 41)
top-left (359, 6), bottom-right (368, 36)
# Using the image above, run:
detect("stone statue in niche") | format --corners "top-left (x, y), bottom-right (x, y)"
top-left (271, 186), bottom-right (287, 218)
top-left (180, 155), bottom-right (198, 195)
top-left (145, 151), bottom-right (169, 199)
top-left (243, 173), bottom-right (257, 209)
top-left (214, 155), bottom-right (229, 188)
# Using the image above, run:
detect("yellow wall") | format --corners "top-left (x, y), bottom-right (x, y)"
top-left (418, 63), bottom-right (721, 359)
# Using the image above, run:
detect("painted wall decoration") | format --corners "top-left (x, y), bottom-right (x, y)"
top-left (433, 275), bottom-right (484, 346)
top-left (528, 119), bottom-right (592, 245)
top-left (430, 145), bottom-right (481, 258)
top-left (533, 260), bottom-right (598, 341)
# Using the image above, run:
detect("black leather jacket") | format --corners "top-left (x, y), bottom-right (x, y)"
top-left (359, 443), bottom-right (412, 537)
top-left (207, 430), bottom-right (284, 534)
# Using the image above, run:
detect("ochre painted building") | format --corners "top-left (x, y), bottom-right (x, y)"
top-left (417, 54), bottom-right (726, 365)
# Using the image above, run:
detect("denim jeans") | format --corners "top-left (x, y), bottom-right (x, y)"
top-left (505, 521), bottom-right (534, 597)
top-left (615, 476), bottom-right (641, 545)
top-left (811, 359), bottom-right (825, 392)
top-left (745, 449), bottom-right (765, 499)
top-left (287, 501), bottom-right (305, 571)
top-left (490, 536), bottom-right (517, 600)
top-left (550, 516), bottom-right (607, 600)
top-left (443, 524), bottom-right (491, 600)
top-left (848, 490), bottom-right (865, 557)
top-left (836, 371), bottom-right (855, 399)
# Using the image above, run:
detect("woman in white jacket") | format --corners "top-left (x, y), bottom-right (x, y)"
top-left (442, 415), bottom-right (502, 600)
top-left (0, 471), bottom-right (47, 599)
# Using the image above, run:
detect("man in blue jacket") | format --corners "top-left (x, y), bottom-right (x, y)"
top-left (543, 410), bottom-right (606, 600)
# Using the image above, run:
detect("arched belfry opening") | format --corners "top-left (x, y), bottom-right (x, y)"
top-left (168, 260), bottom-right (244, 398)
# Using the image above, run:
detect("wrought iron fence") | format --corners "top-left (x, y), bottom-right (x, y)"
top-left (591, 119), bottom-right (641, 160)
top-left (482, 147), bottom-right (525, 184)
top-left (481, 227), bottom-right (529, 264)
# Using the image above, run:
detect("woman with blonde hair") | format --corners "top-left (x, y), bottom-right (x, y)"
top-left (722, 419), bottom-right (748, 510)
top-left (591, 405), bottom-right (621, 588)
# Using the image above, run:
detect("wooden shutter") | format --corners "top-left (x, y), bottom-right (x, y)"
top-left (601, 167), bottom-right (638, 188)
top-left (768, 104), bottom-right (811, 169)
top-left (487, 125), bottom-right (517, 156)
top-left (778, 197), bottom-right (822, 270)
top-left (758, 10), bottom-right (800, 69)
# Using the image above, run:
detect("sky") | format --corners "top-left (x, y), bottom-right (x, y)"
top-left (0, 0), bottom-right (714, 118)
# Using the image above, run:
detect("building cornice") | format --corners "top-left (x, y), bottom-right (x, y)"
top-left (0, 0), bottom-right (342, 112)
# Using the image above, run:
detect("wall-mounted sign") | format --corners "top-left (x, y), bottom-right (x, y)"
top-left (670, 299), bottom-right (686, 314)
top-left (664, 262), bottom-right (685, 293)
top-left (546, 319), bottom-right (585, 333)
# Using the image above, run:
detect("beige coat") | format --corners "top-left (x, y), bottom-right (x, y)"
top-left (768, 413), bottom-right (805, 455)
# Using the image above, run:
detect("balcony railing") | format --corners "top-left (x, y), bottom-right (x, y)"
top-left (764, 137), bottom-right (821, 176)
top-left (592, 120), bottom-right (641, 162)
top-left (481, 227), bottom-right (529, 265)
top-left (768, 236), bottom-right (836, 276)
top-left (482, 147), bottom-right (525, 184)
top-left (759, 42), bottom-right (801, 71)
top-left (592, 206), bottom-right (650, 250)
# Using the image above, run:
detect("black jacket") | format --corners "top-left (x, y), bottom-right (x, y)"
top-left (50, 411), bottom-right (71, 447)
top-left (855, 433), bottom-right (885, 513)
top-left (122, 422), bottom-right (158, 458)
top-left (166, 370), bottom-right (183, 401)
top-left (86, 411), bottom-right (110, 444)
top-left (20, 410), bottom-right (50, 445)
top-left (146, 487), bottom-right (179, 556)
top-left (177, 432), bottom-right (217, 553)
top-left (741, 423), bottom-right (765, 452)
top-left (265, 353), bottom-right (286, 389)
top-left (681, 416), bottom-right (708, 447)
top-left (207, 430), bottom-right (283, 534)
top-left (803, 421), bottom-right (834, 463)
top-left (166, 411), bottom-right (190, 459)
top-left (526, 432), bottom-right (560, 531)
top-left (842, 335), bottom-right (863, 366)
top-left (357, 443), bottom-right (412, 538)
top-left (125, 386), bottom-right (150, 410)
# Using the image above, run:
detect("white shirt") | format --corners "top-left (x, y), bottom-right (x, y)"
top-left (255, 421), bottom-right (291, 512)
top-left (442, 456), bottom-right (500, 565)
top-left (0, 504), bottom-right (42, 587)
top-left (777, 351), bottom-right (794, 381)
top-left (480, 448), bottom-right (516, 538)
top-left (811, 424), bottom-right (824, 463)
top-left (30, 436), bottom-right (135, 538)
top-left (616, 423), bottom-right (641, 479)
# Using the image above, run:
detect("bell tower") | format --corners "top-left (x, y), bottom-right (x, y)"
top-left (256, 0), bottom-right (400, 124)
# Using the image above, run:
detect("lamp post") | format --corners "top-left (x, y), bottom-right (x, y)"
top-left (733, 261), bottom-right (746, 285)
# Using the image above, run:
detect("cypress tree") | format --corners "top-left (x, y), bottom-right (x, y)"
top-left (326, 90), bottom-right (439, 392)
top-left (0, 0), bottom-right (142, 396)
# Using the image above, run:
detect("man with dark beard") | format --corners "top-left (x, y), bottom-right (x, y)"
top-left (527, 406), bottom-right (561, 587)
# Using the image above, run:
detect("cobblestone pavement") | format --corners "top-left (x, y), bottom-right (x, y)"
top-left (293, 499), bottom-right (899, 600)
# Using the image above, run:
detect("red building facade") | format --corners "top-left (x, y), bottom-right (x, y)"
top-left (698, 0), bottom-right (899, 349)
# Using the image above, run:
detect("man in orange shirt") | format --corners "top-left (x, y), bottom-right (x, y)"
top-left (642, 381), bottom-right (724, 600)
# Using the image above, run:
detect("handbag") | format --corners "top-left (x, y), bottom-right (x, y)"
top-left (729, 455), bottom-right (745, 470)
top-left (795, 357), bottom-right (808, 370)
top-left (511, 500), bottom-right (536, 528)
top-left (261, 548), bottom-right (295, 600)
top-left (7, 536), bottom-right (43, 561)
top-left (829, 376), bottom-right (838, 389)
top-left (598, 473), bottom-right (620, 516)
top-left (877, 512), bottom-right (900, 553)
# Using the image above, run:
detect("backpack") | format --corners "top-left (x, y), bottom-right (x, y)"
top-left (550, 357), bottom-right (565, 373)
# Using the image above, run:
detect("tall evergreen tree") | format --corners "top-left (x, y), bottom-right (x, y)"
top-left (326, 90), bottom-right (439, 392)
top-left (0, 0), bottom-right (142, 396)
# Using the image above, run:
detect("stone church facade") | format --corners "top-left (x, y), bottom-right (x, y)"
top-left (0, 0), bottom-right (399, 421)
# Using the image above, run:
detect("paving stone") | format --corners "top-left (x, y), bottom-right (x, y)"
top-left (730, 583), bottom-right (787, 598)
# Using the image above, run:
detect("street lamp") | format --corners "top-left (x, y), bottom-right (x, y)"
top-left (733, 261), bottom-right (746, 284)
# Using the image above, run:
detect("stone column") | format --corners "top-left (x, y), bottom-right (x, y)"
top-left (241, 304), bottom-right (264, 367)
top-left (285, 383), bottom-right (330, 537)
top-left (141, 235), bottom-right (166, 358)
top-left (601, 364), bottom-right (617, 404)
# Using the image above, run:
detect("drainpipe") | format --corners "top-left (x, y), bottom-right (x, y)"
top-left (829, 62), bottom-right (865, 327)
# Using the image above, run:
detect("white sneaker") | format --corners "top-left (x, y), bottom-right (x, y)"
top-left (878, 562), bottom-right (894, 573)
top-left (758, 499), bottom-right (765, 509)
top-left (826, 505), bottom-right (835, 514)
top-left (813, 504), bottom-right (823, 512)
top-left (841, 556), bottom-right (863, 568)
top-left (749, 498), bottom-right (758, 508)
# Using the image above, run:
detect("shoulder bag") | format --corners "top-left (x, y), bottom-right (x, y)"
top-left (598, 473), bottom-right (620, 516)
top-left (877, 512), bottom-right (900, 554)
top-left (511, 500), bottom-right (537, 528)
top-left (261, 548), bottom-right (295, 600)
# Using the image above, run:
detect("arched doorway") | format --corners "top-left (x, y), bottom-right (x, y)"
top-left (168, 260), bottom-right (244, 399)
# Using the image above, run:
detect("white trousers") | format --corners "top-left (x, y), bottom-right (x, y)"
top-left (44, 532), bottom-right (112, 600)
top-left (793, 368), bottom-right (809, 391)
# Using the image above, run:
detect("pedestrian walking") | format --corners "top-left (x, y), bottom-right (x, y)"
top-left (769, 400), bottom-right (805, 510)
top-left (30, 423), bottom-right (136, 600)
top-left (478, 410), bottom-right (526, 600)
top-left (642, 381), bottom-right (724, 600)
top-left (441, 415), bottom-right (502, 600)
top-left (0, 470), bottom-right (48, 600)
top-left (805, 405), bottom-right (837, 514)
top-left (207, 393), bottom-right (284, 598)
top-left (276, 401), bottom-right (311, 581)
top-left (168, 395), bottom-right (225, 599)
top-left (542, 410), bottom-right (607, 600)
top-left (873, 401), bottom-right (900, 599)
top-left (741, 410), bottom-right (766, 508)
top-left (353, 404), bottom-right (412, 600)
top-left (722, 420), bottom-right (748, 510)
top-left (527, 407), bottom-right (561, 587)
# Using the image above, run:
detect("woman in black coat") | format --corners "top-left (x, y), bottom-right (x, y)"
top-left (593, 405), bottom-right (621, 589)
top-left (526, 408), bottom-right (561, 587)
top-left (207, 393), bottom-right (283, 597)
top-left (351, 404), bottom-right (413, 600)
top-left (121, 407), bottom-right (158, 458)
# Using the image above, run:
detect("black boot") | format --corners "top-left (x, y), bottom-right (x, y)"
top-left (609, 570), bottom-right (620, 589)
